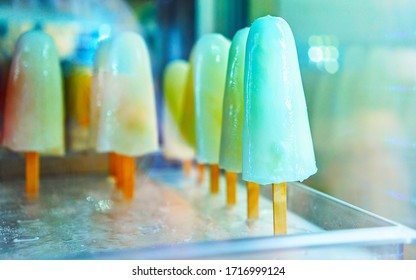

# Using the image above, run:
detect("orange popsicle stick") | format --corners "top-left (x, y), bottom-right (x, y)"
top-left (247, 181), bottom-right (259, 219)
top-left (210, 164), bottom-right (220, 194)
top-left (197, 163), bottom-right (205, 183)
top-left (225, 171), bottom-right (237, 206)
top-left (183, 159), bottom-right (192, 176)
top-left (26, 152), bottom-right (39, 196)
top-left (123, 156), bottom-right (136, 199)
top-left (273, 182), bottom-right (287, 235)
top-left (115, 153), bottom-right (123, 190)
top-left (109, 152), bottom-right (117, 177)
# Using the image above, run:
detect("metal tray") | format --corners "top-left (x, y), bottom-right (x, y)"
top-left (1, 166), bottom-right (415, 260)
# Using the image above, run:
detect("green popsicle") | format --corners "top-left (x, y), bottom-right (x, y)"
top-left (219, 27), bottom-right (249, 205)
top-left (219, 27), bottom-right (249, 173)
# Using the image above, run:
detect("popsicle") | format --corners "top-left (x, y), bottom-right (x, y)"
top-left (2, 30), bottom-right (64, 196)
top-left (66, 64), bottom-right (92, 151)
top-left (179, 50), bottom-right (203, 181)
top-left (162, 60), bottom-right (194, 175)
top-left (91, 32), bottom-right (158, 199)
top-left (193, 33), bottom-right (230, 193)
top-left (243, 16), bottom-right (317, 234)
top-left (219, 27), bottom-right (249, 206)
top-left (89, 39), bottom-right (117, 180)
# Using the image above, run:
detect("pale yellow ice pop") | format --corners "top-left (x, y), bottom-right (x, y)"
top-left (162, 60), bottom-right (194, 171)
top-left (193, 33), bottom-right (230, 193)
top-left (92, 32), bottom-right (158, 199)
top-left (2, 30), bottom-right (64, 196)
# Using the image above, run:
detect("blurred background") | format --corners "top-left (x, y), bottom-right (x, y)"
top-left (0, 0), bottom-right (415, 231)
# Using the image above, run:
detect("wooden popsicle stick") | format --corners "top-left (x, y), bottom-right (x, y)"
top-left (197, 163), bottom-right (205, 183)
top-left (120, 155), bottom-right (128, 194)
top-left (273, 182), bottom-right (287, 235)
top-left (247, 181), bottom-right (260, 219)
top-left (26, 152), bottom-right (39, 196)
top-left (210, 164), bottom-right (220, 194)
top-left (225, 171), bottom-right (237, 206)
top-left (123, 156), bottom-right (136, 199)
top-left (115, 153), bottom-right (123, 190)
top-left (183, 159), bottom-right (192, 176)
top-left (109, 152), bottom-right (117, 177)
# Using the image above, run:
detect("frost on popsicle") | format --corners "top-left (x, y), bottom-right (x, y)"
top-left (2, 30), bottom-right (64, 156)
top-left (193, 33), bottom-right (231, 164)
top-left (242, 16), bottom-right (317, 185)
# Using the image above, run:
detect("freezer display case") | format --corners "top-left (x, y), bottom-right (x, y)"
top-left (1, 0), bottom-right (416, 260)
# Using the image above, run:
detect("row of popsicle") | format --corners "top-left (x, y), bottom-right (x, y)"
top-left (162, 16), bottom-right (317, 234)
top-left (0, 16), bottom-right (317, 234)
top-left (0, 27), bottom-right (158, 198)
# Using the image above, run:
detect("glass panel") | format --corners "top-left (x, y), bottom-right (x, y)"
top-left (248, 0), bottom-right (416, 229)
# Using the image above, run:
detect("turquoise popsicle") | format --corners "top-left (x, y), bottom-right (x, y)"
top-left (242, 16), bottom-right (317, 185)
top-left (243, 16), bottom-right (317, 234)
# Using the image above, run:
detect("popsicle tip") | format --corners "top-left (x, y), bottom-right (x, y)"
top-left (14, 29), bottom-right (57, 55)
top-left (196, 33), bottom-right (231, 48)
top-left (233, 27), bottom-right (250, 40)
top-left (165, 59), bottom-right (189, 73)
top-left (164, 60), bottom-right (190, 78)
top-left (251, 15), bottom-right (292, 32)
top-left (256, 15), bottom-right (286, 22)
top-left (19, 29), bottom-right (53, 40)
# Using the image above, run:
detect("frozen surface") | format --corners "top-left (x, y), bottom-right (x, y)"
top-left (0, 168), bottom-right (321, 259)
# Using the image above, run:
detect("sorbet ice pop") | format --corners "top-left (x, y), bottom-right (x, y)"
top-left (162, 60), bottom-right (194, 174)
top-left (2, 30), bottom-right (64, 195)
top-left (193, 33), bottom-right (230, 193)
top-left (178, 51), bottom-right (204, 181)
top-left (243, 16), bottom-right (317, 234)
top-left (90, 39), bottom-right (120, 181)
top-left (90, 39), bottom-right (110, 148)
top-left (179, 51), bottom-right (196, 148)
top-left (219, 27), bottom-right (249, 205)
top-left (92, 32), bottom-right (158, 199)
